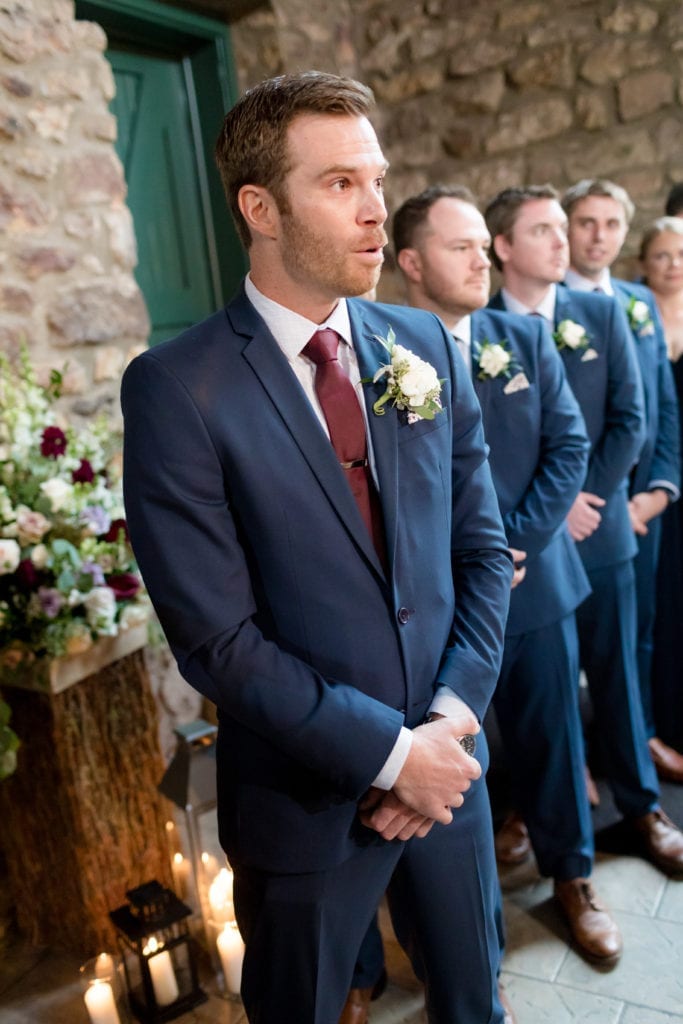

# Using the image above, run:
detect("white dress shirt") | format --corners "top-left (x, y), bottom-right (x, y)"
top-left (501, 283), bottom-right (557, 321)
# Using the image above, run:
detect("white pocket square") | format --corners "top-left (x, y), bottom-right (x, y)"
top-left (503, 372), bottom-right (530, 394)
top-left (581, 347), bottom-right (599, 362)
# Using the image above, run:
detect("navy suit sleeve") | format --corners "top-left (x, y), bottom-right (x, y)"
top-left (584, 298), bottom-right (646, 499)
top-left (648, 313), bottom-right (681, 493)
top-left (502, 320), bottom-right (589, 558)
top-left (121, 353), bottom-right (403, 801)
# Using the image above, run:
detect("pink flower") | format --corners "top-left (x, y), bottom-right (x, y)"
top-left (106, 572), bottom-right (140, 600)
top-left (40, 426), bottom-right (67, 458)
top-left (72, 459), bottom-right (95, 484)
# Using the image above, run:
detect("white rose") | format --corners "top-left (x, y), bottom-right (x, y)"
top-left (119, 602), bottom-right (150, 631)
top-left (479, 344), bottom-right (511, 378)
top-left (558, 320), bottom-right (586, 349)
top-left (84, 586), bottom-right (118, 636)
top-left (401, 363), bottom-right (440, 405)
top-left (16, 505), bottom-right (51, 546)
top-left (40, 477), bottom-right (74, 512)
top-left (31, 543), bottom-right (50, 569)
top-left (631, 300), bottom-right (649, 324)
top-left (0, 539), bottom-right (21, 575)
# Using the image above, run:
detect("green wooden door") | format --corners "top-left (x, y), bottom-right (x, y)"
top-left (109, 48), bottom-right (218, 347)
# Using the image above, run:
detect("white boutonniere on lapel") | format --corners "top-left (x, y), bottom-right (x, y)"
top-left (553, 319), bottom-right (590, 353)
top-left (370, 326), bottom-right (443, 423)
top-left (626, 296), bottom-right (655, 337)
top-left (472, 338), bottom-right (521, 383)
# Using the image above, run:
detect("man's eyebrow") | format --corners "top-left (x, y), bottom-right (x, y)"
top-left (319, 160), bottom-right (390, 176)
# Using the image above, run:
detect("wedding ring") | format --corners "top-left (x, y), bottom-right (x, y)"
top-left (458, 734), bottom-right (476, 756)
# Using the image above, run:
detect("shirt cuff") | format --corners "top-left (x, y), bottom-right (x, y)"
top-left (372, 726), bottom-right (412, 790)
top-left (648, 480), bottom-right (680, 502)
top-left (428, 685), bottom-right (477, 720)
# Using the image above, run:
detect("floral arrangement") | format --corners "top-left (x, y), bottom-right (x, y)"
top-left (0, 348), bottom-right (148, 664)
top-left (553, 319), bottom-right (590, 352)
top-left (625, 296), bottom-right (654, 337)
top-left (472, 338), bottom-right (519, 380)
top-left (371, 326), bottom-right (443, 422)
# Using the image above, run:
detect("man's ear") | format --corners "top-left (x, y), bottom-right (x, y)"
top-left (397, 247), bottom-right (422, 284)
top-left (492, 233), bottom-right (511, 266)
top-left (238, 184), bottom-right (279, 241)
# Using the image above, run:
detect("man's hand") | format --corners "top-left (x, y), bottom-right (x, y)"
top-left (359, 787), bottom-right (436, 841)
top-left (567, 491), bottom-right (606, 541)
top-left (629, 489), bottom-right (669, 536)
top-left (509, 547), bottom-right (527, 589)
top-left (361, 715), bottom-right (481, 840)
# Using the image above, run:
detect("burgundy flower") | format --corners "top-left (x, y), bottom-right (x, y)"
top-left (16, 559), bottom-right (39, 591)
top-left (40, 426), bottom-right (67, 458)
top-left (104, 518), bottom-right (129, 543)
top-left (106, 572), bottom-right (140, 600)
top-left (72, 459), bottom-right (95, 484)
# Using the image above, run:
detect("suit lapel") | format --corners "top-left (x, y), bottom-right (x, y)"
top-left (348, 302), bottom-right (399, 576)
top-left (229, 292), bottom-right (387, 579)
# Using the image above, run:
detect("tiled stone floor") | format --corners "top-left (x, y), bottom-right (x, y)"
top-left (3, 782), bottom-right (683, 1022)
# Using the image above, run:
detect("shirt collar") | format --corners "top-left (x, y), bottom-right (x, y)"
top-left (565, 266), bottom-right (613, 295)
top-left (452, 315), bottom-right (472, 347)
top-left (245, 274), bottom-right (352, 362)
top-left (502, 283), bottom-right (557, 321)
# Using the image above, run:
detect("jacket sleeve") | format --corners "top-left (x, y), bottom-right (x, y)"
top-left (584, 298), bottom-right (646, 499)
top-left (502, 320), bottom-right (590, 558)
top-left (647, 312), bottom-right (681, 495)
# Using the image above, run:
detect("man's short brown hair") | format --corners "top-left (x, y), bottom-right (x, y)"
top-left (483, 185), bottom-right (560, 270)
top-left (215, 71), bottom-right (375, 249)
top-left (561, 178), bottom-right (635, 224)
top-left (392, 184), bottom-right (477, 258)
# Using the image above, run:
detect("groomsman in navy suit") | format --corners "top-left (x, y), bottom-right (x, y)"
top-left (122, 72), bottom-right (514, 1024)
top-left (562, 178), bottom-right (682, 781)
top-left (486, 184), bottom-right (683, 879)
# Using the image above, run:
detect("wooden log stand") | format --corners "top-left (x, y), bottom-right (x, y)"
top-left (0, 628), bottom-right (174, 957)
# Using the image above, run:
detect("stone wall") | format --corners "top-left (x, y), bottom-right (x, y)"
top-left (0, 0), bottom-right (149, 422)
top-left (227, 0), bottom-right (683, 300)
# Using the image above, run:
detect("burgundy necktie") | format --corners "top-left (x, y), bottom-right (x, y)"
top-left (303, 328), bottom-right (387, 567)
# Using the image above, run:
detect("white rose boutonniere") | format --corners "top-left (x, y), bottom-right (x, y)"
top-left (553, 319), bottom-right (590, 352)
top-left (626, 296), bottom-right (655, 337)
top-left (472, 338), bottom-right (519, 381)
top-left (371, 326), bottom-right (443, 422)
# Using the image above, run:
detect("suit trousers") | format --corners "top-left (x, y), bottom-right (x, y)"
top-left (493, 613), bottom-right (594, 880)
top-left (232, 771), bottom-right (505, 1024)
top-left (576, 559), bottom-right (659, 817)
top-left (633, 517), bottom-right (663, 737)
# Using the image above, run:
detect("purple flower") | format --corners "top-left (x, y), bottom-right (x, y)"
top-left (72, 459), bottom-right (95, 484)
top-left (81, 561), bottom-right (105, 587)
top-left (40, 426), bottom-right (67, 458)
top-left (79, 506), bottom-right (111, 536)
top-left (38, 587), bottom-right (63, 619)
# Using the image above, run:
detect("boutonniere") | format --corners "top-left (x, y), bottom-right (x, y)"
top-left (553, 319), bottom-right (590, 352)
top-left (626, 296), bottom-right (655, 337)
top-left (370, 326), bottom-right (443, 422)
top-left (472, 338), bottom-right (520, 381)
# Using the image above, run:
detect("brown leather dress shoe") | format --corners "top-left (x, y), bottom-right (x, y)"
top-left (554, 878), bottom-right (622, 966)
top-left (495, 813), bottom-right (531, 865)
top-left (499, 983), bottom-right (517, 1024)
top-left (338, 986), bottom-right (373, 1024)
top-left (648, 737), bottom-right (683, 784)
top-left (633, 808), bottom-right (683, 875)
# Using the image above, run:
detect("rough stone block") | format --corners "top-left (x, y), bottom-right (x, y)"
top-left (48, 279), bottom-right (150, 346)
top-left (563, 126), bottom-right (652, 180)
top-left (508, 45), bottom-right (575, 90)
top-left (26, 102), bottom-right (73, 143)
top-left (1, 283), bottom-right (33, 314)
top-left (0, 178), bottom-right (51, 230)
top-left (370, 66), bottom-right (443, 103)
top-left (498, 3), bottom-right (545, 31)
top-left (448, 38), bottom-right (509, 76)
top-left (12, 146), bottom-right (58, 180)
top-left (63, 151), bottom-right (125, 205)
top-left (618, 70), bottom-right (674, 121)
top-left (94, 345), bottom-right (125, 382)
top-left (601, 2), bottom-right (659, 34)
top-left (1, 73), bottom-right (32, 97)
top-left (575, 90), bottom-right (611, 131)
top-left (580, 38), bottom-right (661, 85)
top-left (16, 245), bottom-right (76, 279)
top-left (486, 98), bottom-right (573, 154)
top-left (445, 70), bottom-right (505, 113)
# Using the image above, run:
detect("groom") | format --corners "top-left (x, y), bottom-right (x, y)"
top-left (122, 71), bottom-right (512, 1023)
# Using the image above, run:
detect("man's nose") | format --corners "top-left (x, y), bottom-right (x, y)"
top-left (360, 186), bottom-right (387, 224)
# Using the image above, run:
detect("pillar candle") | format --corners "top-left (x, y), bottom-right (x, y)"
top-left (143, 938), bottom-right (179, 1007)
top-left (217, 922), bottom-right (244, 995)
top-left (84, 980), bottom-right (121, 1024)
top-left (208, 867), bottom-right (234, 923)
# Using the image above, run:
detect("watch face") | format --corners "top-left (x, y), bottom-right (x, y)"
top-left (459, 734), bottom-right (476, 757)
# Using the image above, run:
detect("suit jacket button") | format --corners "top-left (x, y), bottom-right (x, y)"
top-left (397, 607), bottom-right (413, 624)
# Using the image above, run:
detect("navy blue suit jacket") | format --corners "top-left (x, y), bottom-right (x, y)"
top-left (470, 309), bottom-right (590, 635)
top-left (122, 288), bottom-right (512, 873)
top-left (489, 286), bottom-right (646, 571)
top-left (612, 278), bottom-right (680, 497)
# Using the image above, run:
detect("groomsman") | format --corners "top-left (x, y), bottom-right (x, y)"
top-left (485, 184), bottom-right (683, 880)
top-left (562, 178), bottom-right (682, 781)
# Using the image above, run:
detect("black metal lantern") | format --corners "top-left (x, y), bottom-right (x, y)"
top-left (109, 881), bottom-right (207, 1022)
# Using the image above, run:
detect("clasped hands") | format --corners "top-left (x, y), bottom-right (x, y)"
top-left (358, 712), bottom-right (481, 843)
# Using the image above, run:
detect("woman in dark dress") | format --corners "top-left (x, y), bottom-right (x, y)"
top-left (640, 217), bottom-right (683, 751)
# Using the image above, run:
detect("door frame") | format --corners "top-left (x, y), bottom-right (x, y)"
top-left (76, 0), bottom-right (247, 306)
